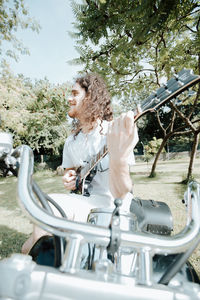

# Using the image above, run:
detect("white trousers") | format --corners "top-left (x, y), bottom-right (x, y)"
top-left (21, 192), bottom-right (133, 254)
top-left (48, 192), bottom-right (133, 223)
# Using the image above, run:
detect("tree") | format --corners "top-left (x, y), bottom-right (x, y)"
top-left (0, 0), bottom-right (40, 63)
top-left (0, 66), bottom-right (70, 156)
top-left (70, 0), bottom-right (200, 181)
top-left (0, 63), bottom-right (35, 146)
top-left (27, 79), bottom-right (70, 155)
top-left (70, 0), bottom-right (199, 96)
top-left (143, 136), bottom-right (165, 163)
top-left (145, 87), bottom-right (200, 180)
top-left (169, 89), bottom-right (200, 183)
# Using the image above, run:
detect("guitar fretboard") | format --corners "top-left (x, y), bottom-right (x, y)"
top-left (80, 145), bottom-right (107, 178)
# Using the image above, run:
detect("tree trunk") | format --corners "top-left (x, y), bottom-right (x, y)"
top-left (184, 132), bottom-right (199, 184)
top-left (149, 133), bottom-right (173, 177)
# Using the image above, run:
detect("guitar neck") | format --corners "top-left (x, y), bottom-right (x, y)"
top-left (80, 145), bottom-right (108, 179)
top-left (80, 111), bottom-right (145, 179)
top-left (79, 69), bottom-right (200, 180)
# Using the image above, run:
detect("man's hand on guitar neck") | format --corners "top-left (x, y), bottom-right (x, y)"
top-left (63, 168), bottom-right (77, 191)
top-left (107, 111), bottom-right (138, 199)
top-left (108, 111), bottom-right (137, 162)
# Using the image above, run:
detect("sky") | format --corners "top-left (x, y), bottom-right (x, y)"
top-left (6, 0), bottom-right (83, 84)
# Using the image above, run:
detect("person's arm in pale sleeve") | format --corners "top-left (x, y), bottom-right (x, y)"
top-left (107, 111), bottom-right (138, 199)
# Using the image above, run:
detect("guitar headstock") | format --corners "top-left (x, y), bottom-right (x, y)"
top-left (135, 69), bottom-right (200, 121)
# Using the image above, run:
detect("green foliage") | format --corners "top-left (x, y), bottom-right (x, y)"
top-left (26, 79), bottom-right (70, 155)
top-left (0, 225), bottom-right (29, 258)
top-left (0, 0), bottom-right (40, 63)
top-left (169, 135), bottom-right (194, 152)
top-left (70, 0), bottom-right (200, 108)
top-left (71, 0), bottom-right (200, 183)
top-left (144, 137), bottom-right (165, 159)
top-left (0, 65), bottom-right (70, 155)
top-left (0, 63), bottom-right (34, 143)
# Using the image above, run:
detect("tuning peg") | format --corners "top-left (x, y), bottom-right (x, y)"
top-left (160, 84), bottom-right (171, 95)
top-left (154, 95), bottom-right (160, 104)
top-left (163, 84), bottom-right (168, 89)
top-left (174, 73), bottom-right (184, 86)
top-left (162, 83), bottom-right (169, 91)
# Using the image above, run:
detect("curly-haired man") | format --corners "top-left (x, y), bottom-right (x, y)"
top-left (60, 73), bottom-right (139, 220)
top-left (22, 73), bottom-right (138, 254)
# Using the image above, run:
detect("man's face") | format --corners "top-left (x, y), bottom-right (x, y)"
top-left (67, 82), bottom-right (86, 118)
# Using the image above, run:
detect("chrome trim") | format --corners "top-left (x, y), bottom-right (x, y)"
top-left (18, 145), bottom-right (200, 282)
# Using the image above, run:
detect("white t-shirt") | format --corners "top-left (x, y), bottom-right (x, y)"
top-left (62, 120), bottom-right (138, 209)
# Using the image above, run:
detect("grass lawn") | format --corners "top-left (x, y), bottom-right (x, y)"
top-left (0, 156), bottom-right (200, 276)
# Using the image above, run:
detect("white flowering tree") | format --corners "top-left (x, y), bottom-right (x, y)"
top-left (0, 66), bottom-right (70, 156)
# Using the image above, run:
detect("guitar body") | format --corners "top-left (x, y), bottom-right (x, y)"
top-left (72, 166), bottom-right (97, 196)
top-left (82, 166), bottom-right (97, 196)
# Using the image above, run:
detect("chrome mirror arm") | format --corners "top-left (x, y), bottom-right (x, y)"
top-left (119, 181), bottom-right (200, 255)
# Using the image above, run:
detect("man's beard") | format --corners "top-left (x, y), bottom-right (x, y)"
top-left (68, 106), bottom-right (80, 119)
top-left (68, 109), bottom-right (76, 118)
top-left (68, 102), bottom-right (85, 119)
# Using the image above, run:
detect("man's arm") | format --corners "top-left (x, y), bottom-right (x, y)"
top-left (107, 111), bottom-right (138, 199)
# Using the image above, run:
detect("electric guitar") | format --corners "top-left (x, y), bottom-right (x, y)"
top-left (73, 68), bottom-right (200, 196)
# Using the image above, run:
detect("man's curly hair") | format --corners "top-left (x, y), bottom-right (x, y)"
top-left (72, 73), bottom-right (113, 135)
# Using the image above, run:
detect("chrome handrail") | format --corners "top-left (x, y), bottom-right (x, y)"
top-left (18, 145), bottom-right (200, 280)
